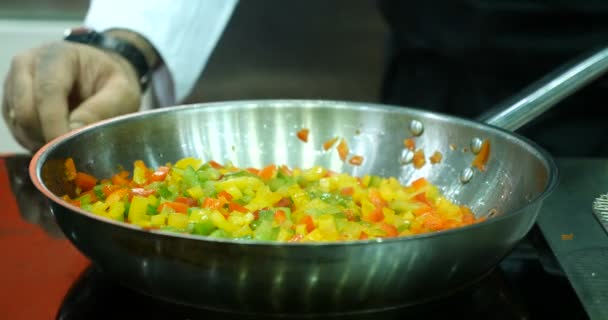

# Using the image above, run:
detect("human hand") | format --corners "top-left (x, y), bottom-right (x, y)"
top-left (2, 41), bottom-right (141, 151)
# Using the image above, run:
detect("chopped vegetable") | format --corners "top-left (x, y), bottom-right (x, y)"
top-left (348, 155), bottom-right (364, 166)
top-left (472, 139), bottom-right (491, 171)
top-left (62, 157), bottom-right (483, 242)
top-left (413, 149), bottom-right (426, 169)
top-left (429, 151), bottom-right (443, 164)
top-left (404, 138), bottom-right (415, 151)
top-left (337, 138), bottom-right (349, 161)
top-left (323, 137), bottom-right (339, 151)
top-left (297, 128), bottom-right (309, 142)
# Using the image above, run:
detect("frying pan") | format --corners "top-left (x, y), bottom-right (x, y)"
top-left (29, 47), bottom-right (608, 315)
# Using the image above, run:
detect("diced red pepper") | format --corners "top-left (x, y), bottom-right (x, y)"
top-left (274, 197), bottom-right (292, 208)
top-left (131, 188), bottom-right (156, 197)
top-left (175, 196), bottom-right (198, 207)
top-left (359, 231), bottom-right (369, 240)
top-left (149, 166), bottom-right (169, 182)
top-left (158, 201), bottom-right (188, 214)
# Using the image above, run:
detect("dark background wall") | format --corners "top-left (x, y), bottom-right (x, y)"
top-left (184, 0), bottom-right (389, 104)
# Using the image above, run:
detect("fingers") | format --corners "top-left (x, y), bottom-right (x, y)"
top-left (69, 76), bottom-right (140, 128)
top-left (2, 52), bottom-right (44, 150)
top-left (33, 43), bottom-right (76, 142)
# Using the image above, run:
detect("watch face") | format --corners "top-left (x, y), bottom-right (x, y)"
top-left (64, 27), bottom-right (98, 43)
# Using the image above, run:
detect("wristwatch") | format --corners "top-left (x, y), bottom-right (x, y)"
top-left (63, 27), bottom-right (151, 91)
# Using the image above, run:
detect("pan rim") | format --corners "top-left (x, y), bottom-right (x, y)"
top-left (29, 98), bottom-right (559, 247)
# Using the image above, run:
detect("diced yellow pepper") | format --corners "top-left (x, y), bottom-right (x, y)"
top-left (210, 210), bottom-right (238, 233)
top-left (187, 185), bottom-right (205, 200)
top-left (128, 196), bottom-right (149, 222)
top-left (107, 201), bottom-right (125, 221)
top-left (151, 213), bottom-right (168, 227)
top-left (317, 214), bottom-right (339, 241)
top-left (175, 157), bottom-right (203, 170)
top-left (167, 213), bottom-right (189, 229)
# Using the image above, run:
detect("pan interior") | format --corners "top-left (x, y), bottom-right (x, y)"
top-left (40, 100), bottom-right (554, 220)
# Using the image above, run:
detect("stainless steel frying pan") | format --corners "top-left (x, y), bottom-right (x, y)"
top-left (29, 47), bottom-right (608, 315)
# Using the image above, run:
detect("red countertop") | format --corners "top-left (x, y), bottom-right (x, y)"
top-left (0, 156), bottom-right (89, 320)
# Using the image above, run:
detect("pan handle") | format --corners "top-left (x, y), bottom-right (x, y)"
top-left (477, 46), bottom-right (608, 131)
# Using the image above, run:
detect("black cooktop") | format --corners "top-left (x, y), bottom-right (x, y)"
top-left (55, 226), bottom-right (588, 320)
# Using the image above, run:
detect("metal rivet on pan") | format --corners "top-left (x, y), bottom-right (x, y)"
top-left (409, 120), bottom-right (424, 136)
top-left (400, 149), bottom-right (414, 164)
top-left (471, 137), bottom-right (483, 154)
top-left (460, 167), bottom-right (474, 184)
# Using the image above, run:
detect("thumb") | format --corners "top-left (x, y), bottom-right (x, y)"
top-left (68, 77), bottom-right (141, 129)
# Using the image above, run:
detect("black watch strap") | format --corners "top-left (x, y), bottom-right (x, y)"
top-left (63, 27), bottom-right (151, 91)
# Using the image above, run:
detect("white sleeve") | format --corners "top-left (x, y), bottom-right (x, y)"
top-left (84, 0), bottom-right (237, 106)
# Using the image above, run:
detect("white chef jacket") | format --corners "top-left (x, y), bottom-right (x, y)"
top-left (84, 0), bottom-right (238, 107)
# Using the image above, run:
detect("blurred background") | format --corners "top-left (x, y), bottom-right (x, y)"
top-left (0, 0), bottom-right (388, 153)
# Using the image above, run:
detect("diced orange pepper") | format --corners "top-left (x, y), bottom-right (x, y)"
top-left (379, 223), bottom-right (398, 237)
top-left (348, 155), bottom-right (364, 166)
top-left (359, 231), bottom-right (369, 240)
top-left (472, 139), bottom-right (491, 171)
top-left (413, 149), bottom-right (426, 169)
top-left (229, 202), bottom-right (249, 213)
top-left (75, 172), bottom-right (97, 191)
top-left (246, 167), bottom-right (259, 175)
top-left (422, 213), bottom-right (445, 231)
top-left (274, 210), bottom-right (287, 224)
top-left (337, 138), bottom-right (349, 161)
top-left (300, 215), bottom-right (315, 232)
top-left (65, 158), bottom-right (77, 181)
top-left (258, 164), bottom-right (276, 180)
top-left (217, 190), bottom-right (233, 202)
top-left (111, 174), bottom-right (130, 186)
top-left (411, 177), bottom-right (428, 190)
top-left (340, 187), bottom-right (354, 196)
top-left (404, 138), bottom-right (415, 151)
top-left (323, 137), bottom-right (339, 151)
top-left (102, 184), bottom-right (121, 197)
top-left (363, 207), bottom-right (384, 222)
top-left (413, 205), bottom-right (433, 216)
top-left (209, 160), bottom-right (223, 169)
top-left (202, 197), bottom-right (224, 209)
top-left (368, 188), bottom-right (386, 208)
top-left (297, 128), bottom-right (309, 142)
top-left (429, 151), bottom-right (443, 164)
